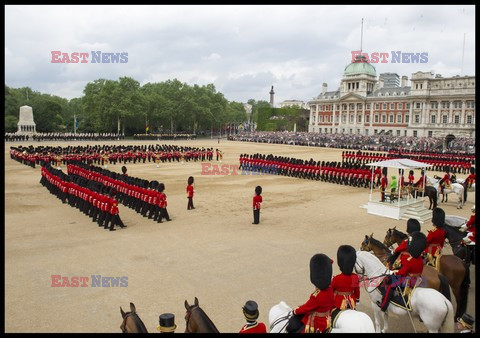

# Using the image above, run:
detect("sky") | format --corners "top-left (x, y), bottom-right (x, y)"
top-left (5, 5), bottom-right (476, 105)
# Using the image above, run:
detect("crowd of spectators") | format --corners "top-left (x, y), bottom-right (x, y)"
top-left (228, 131), bottom-right (475, 154)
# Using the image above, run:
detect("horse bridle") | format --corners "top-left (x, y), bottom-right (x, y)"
top-left (184, 305), bottom-right (197, 333)
top-left (269, 311), bottom-right (292, 332)
top-left (120, 312), bottom-right (133, 333)
top-left (354, 260), bottom-right (389, 294)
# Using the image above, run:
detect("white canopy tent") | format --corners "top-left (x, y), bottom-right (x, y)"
top-left (366, 158), bottom-right (432, 207)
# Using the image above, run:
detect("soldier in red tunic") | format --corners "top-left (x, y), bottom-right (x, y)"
top-left (290, 254), bottom-right (334, 333)
top-left (157, 183), bottom-right (171, 222)
top-left (252, 186), bottom-right (262, 224)
top-left (461, 205), bottom-right (475, 265)
top-left (386, 219), bottom-right (421, 269)
top-left (424, 207), bottom-right (447, 267)
top-left (465, 167), bottom-right (475, 189)
top-left (377, 231), bottom-right (426, 312)
top-left (380, 167), bottom-right (388, 202)
top-left (187, 176), bottom-right (195, 210)
top-left (239, 300), bottom-right (267, 333)
top-left (440, 166), bottom-right (451, 194)
top-left (331, 245), bottom-right (360, 310)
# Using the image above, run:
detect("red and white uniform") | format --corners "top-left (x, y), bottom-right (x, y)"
top-left (239, 322), bottom-right (267, 333)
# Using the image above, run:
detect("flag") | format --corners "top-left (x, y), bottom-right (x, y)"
top-left (75, 116), bottom-right (79, 129)
top-left (146, 124), bottom-right (149, 133)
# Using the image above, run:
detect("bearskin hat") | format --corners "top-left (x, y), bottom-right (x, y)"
top-left (409, 170), bottom-right (414, 176)
top-left (310, 253), bottom-right (333, 290)
top-left (336, 245), bottom-right (356, 275)
top-left (444, 166), bottom-right (450, 173)
top-left (470, 166), bottom-right (475, 174)
top-left (255, 186), bottom-right (262, 195)
top-left (407, 232), bottom-right (427, 258)
top-left (382, 167), bottom-right (388, 176)
top-left (121, 166), bottom-right (127, 174)
top-left (188, 176), bottom-right (194, 185)
top-left (406, 218), bottom-right (421, 234)
top-left (432, 207), bottom-right (445, 228)
top-left (157, 183), bottom-right (165, 193)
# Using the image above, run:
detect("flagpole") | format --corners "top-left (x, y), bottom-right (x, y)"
top-left (74, 113), bottom-right (76, 134)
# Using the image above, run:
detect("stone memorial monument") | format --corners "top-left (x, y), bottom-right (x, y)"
top-left (17, 105), bottom-right (36, 134)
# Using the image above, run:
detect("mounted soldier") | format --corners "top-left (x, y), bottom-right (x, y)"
top-left (377, 231), bottom-right (427, 312)
top-left (386, 219), bottom-right (421, 270)
top-left (424, 207), bottom-right (447, 268)
top-left (331, 245), bottom-right (360, 310)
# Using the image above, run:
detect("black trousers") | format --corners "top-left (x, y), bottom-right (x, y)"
top-left (159, 208), bottom-right (170, 221)
top-left (253, 209), bottom-right (260, 224)
top-left (187, 197), bottom-right (194, 209)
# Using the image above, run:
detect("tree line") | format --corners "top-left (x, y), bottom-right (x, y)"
top-left (5, 77), bottom-right (271, 135)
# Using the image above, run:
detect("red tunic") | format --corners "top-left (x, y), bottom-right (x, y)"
top-left (466, 214), bottom-right (475, 242)
top-left (293, 286), bottom-right (334, 333)
top-left (186, 184), bottom-right (194, 198)
top-left (393, 255), bottom-right (424, 288)
top-left (253, 195), bottom-right (262, 210)
top-left (331, 273), bottom-right (360, 310)
top-left (239, 322), bottom-right (267, 333)
top-left (394, 239), bottom-right (408, 254)
top-left (424, 227), bottom-right (446, 256)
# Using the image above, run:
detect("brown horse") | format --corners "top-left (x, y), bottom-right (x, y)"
top-left (184, 297), bottom-right (220, 333)
top-left (120, 302), bottom-right (148, 333)
top-left (383, 227), bottom-right (470, 320)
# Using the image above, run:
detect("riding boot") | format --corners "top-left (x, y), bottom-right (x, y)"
top-left (377, 282), bottom-right (394, 312)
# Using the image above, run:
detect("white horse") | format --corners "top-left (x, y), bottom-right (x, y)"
top-left (268, 301), bottom-right (375, 333)
top-left (354, 250), bottom-right (454, 333)
top-left (426, 176), bottom-right (464, 209)
top-left (452, 176), bottom-right (475, 203)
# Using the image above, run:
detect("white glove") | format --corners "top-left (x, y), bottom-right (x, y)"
top-left (460, 224), bottom-right (468, 232)
top-left (463, 236), bottom-right (472, 244)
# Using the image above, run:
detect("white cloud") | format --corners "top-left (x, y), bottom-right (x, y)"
top-left (5, 5), bottom-right (476, 103)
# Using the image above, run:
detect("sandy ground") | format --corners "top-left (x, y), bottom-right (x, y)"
top-left (5, 139), bottom-right (475, 333)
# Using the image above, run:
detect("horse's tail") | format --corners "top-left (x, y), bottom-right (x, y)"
top-left (438, 273), bottom-right (451, 302)
top-left (439, 297), bottom-right (455, 333)
top-left (456, 263), bottom-right (470, 319)
top-left (432, 187), bottom-right (438, 209)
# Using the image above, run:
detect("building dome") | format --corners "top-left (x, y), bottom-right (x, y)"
top-left (344, 55), bottom-right (376, 77)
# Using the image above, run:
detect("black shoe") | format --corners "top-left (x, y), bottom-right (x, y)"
top-left (166, 219), bottom-right (172, 221)
top-left (109, 228), bottom-right (116, 231)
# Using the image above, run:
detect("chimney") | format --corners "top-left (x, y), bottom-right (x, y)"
top-left (322, 83), bottom-right (328, 94)
top-left (378, 78), bottom-right (384, 89)
top-left (401, 76), bottom-right (408, 87)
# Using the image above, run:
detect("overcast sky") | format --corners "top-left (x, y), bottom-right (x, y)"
top-left (5, 5), bottom-right (475, 105)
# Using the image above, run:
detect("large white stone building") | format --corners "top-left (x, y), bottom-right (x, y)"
top-left (308, 55), bottom-right (475, 138)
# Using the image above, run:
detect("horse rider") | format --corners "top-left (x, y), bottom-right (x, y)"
top-left (440, 166), bottom-right (452, 195)
top-left (377, 231), bottom-right (427, 312)
top-left (386, 218), bottom-right (421, 270)
top-left (290, 254), bottom-right (334, 333)
top-left (465, 167), bottom-right (476, 190)
top-left (157, 313), bottom-right (177, 333)
top-left (239, 300), bottom-right (267, 333)
top-left (456, 313), bottom-right (475, 333)
top-left (331, 245), bottom-right (360, 310)
top-left (423, 207), bottom-right (447, 268)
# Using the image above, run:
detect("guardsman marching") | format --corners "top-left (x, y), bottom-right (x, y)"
top-left (387, 219), bottom-right (421, 269)
top-left (331, 245), bottom-right (360, 310)
top-left (465, 167), bottom-right (475, 190)
top-left (239, 300), bottom-right (267, 333)
top-left (424, 207), bottom-right (447, 268)
top-left (291, 254), bottom-right (334, 333)
top-left (187, 176), bottom-right (195, 210)
top-left (252, 186), bottom-right (262, 224)
top-left (377, 231), bottom-right (426, 312)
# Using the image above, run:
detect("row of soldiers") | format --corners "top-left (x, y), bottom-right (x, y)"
top-left (40, 163), bottom-right (125, 231)
top-left (67, 162), bottom-right (171, 223)
top-left (5, 132), bottom-right (125, 142)
top-left (133, 133), bottom-right (196, 140)
top-left (10, 144), bottom-right (223, 167)
top-left (239, 154), bottom-right (383, 188)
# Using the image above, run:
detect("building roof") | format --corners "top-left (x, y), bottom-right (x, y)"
top-left (344, 55), bottom-right (376, 77)
top-left (369, 86), bottom-right (411, 97)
